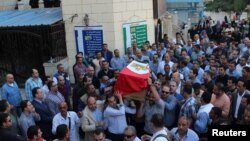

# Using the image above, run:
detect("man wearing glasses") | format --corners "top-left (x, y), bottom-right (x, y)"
top-left (161, 85), bottom-right (178, 130)
top-left (124, 125), bottom-right (141, 141)
top-left (0, 113), bottom-right (24, 141)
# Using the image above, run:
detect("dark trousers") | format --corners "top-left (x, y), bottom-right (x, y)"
top-left (106, 130), bottom-right (123, 141)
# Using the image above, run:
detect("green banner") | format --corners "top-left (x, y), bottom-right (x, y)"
top-left (123, 21), bottom-right (148, 51)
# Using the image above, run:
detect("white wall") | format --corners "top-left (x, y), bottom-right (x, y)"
top-left (0, 0), bottom-right (17, 11)
top-left (61, 0), bottom-right (155, 83)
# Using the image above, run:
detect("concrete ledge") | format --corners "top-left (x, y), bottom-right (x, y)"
top-left (43, 57), bottom-right (69, 77)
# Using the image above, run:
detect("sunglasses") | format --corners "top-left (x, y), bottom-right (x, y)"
top-left (162, 91), bottom-right (170, 94)
top-left (124, 134), bottom-right (134, 138)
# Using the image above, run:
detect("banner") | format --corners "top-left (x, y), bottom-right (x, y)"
top-left (123, 21), bottom-right (148, 50)
top-left (74, 26), bottom-right (103, 59)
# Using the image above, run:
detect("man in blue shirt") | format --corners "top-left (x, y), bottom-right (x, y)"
top-left (171, 116), bottom-right (199, 141)
top-left (25, 69), bottom-right (43, 101)
top-left (110, 49), bottom-right (126, 70)
top-left (1, 74), bottom-right (22, 116)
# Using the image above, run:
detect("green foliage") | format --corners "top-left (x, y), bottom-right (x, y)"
top-left (205, 0), bottom-right (248, 13)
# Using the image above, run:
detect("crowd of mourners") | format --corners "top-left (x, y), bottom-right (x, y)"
top-left (1, 15), bottom-right (250, 141)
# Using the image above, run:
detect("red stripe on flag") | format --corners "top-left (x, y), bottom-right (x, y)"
top-left (114, 67), bottom-right (150, 95)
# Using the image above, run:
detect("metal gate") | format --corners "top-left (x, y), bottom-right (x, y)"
top-left (0, 30), bottom-right (45, 87)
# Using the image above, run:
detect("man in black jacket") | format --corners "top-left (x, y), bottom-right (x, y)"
top-left (0, 113), bottom-right (24, 141)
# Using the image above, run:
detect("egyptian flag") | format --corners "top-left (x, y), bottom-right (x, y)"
top-left (114, 60), bottom-right (150, 100)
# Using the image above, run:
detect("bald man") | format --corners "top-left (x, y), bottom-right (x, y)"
top-left (82, 95), bottom-right (104, 141)
top-left (52, 102), bottom-right (80, 141)
top-left (1, 74), bottom-right (22, 116)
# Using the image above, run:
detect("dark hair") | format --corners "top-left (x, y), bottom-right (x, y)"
top-left (194, 44), bottom-right (200, 49)
top-left (47, 81), bottom-right (55, 90)
top-left (56, 124), bottom-right (68, 140)
top-left (101, 60), bottom-right (108, 64)
top-left (237, 77), bottom-right (247, 87)
top-left (229, 61), bottom-right (236, 66)
top-left (32, 87), bottom-right (40, 98)
top-left (27, 125), bottom-right (40, 139)
top-left (215, 82), bottom-right (225, 92)
top-left (192, 68), bottom-right (199, 76)
top-left (243, 66), bottom-right (250, 73)
top-left (57, 63), bottom-right (63, 69)
top-left (0, 113), bottom-right (9, 127)
top-left (193, 83), bottom-right (201, 90)
top-left (94, 128), bottom-right (105, 136)
top-left (228, 76), bottom-right (237, 84)
top-left (0, 100), bottom-right (9, 112)
top-left (150, 113), bottom-right (164, 128)
top-left (212, 107), bottom-right (222, 117)
top-left (95, 51), bottom-right (101, 54)
top-left (204, 70), bottom-right (211, 77)
top-left (183, 84), bottom-right (192, 95)
top-left (20, 100), bottom-right (29, 112)
top-left (219, 65), bottom-right (227, 71)
top-left (104, 94), bottom-right (118, 110)
top-left (243, 94), bottom-right (250, 105)
top-left (75, 52), bottom-right (83, 59)
top-left (42, 75), bottom-right (51, 83)
top-left (201, 92), bottom-right (212, 104)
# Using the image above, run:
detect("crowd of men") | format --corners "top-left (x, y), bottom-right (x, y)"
top-left (1, 16), bottom-right (250, 141)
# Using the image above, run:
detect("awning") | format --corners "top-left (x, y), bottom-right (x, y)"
top-left (0, 8), bottom-right (62, 27)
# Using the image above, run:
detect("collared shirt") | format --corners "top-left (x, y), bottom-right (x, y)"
top-left (150, 128), bottom-right (168, 141)
top-left (176, 82), bottom-right (182, 95)
top-left (73, 63), bottom-right (88, 78)
top-left (194, 103), bottom-right (213, 133)
top-left (1, 81), bottom-right (22, 107)
top-left (25, 77), bottom-right (43, 101)
top-left (157, 61), bottom-right (174, 75)
top-left (92, 108), bottom-right (103, 122)
top-left (52, 111), bottom-right (80, 141)
top-left (110, 57), bottom-right (126, 70)
top-left (174, 92), bottom-right (184, 101)
top-left (206, 46), bottom-right (217, 56)
top-left (226, 69), bottom-right (241, 78)
top-left (160, 48), bottom-right (167, 57)
top-left (41, 84), bottom-right (49, 99)
top-left (144, 99), bottom-right (165, 134)
top-left (45, 91), bottom-right (65, 116)
top-left (235, 91), bottom-right (245, 118)
top-left (171, 128), bottom-right (199, 141)
top-left (179, 96), bottom-right (198, 118)
top-left (104, 105), bottom-right (127, 134)
top-left (149, 61), bottom-right (159, 74)
top-left (179, 67), bottom-right (190, 81)
top-left (19, 112), bottom-right (40, 139)
top-left (134, 137), bottom-right (141, 141)
top-left (163, 95), bottom-right (178, 127)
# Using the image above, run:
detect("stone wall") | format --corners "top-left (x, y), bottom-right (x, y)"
top-left (61, 0), bottom-right (155, 83)
top-left (0, 0), bottom-right (17, 11)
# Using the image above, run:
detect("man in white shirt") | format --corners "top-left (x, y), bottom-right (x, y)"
top-left (52, 102), bottom-right (80, 141)
top-left (141, 113), bottom-right (169, 141)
